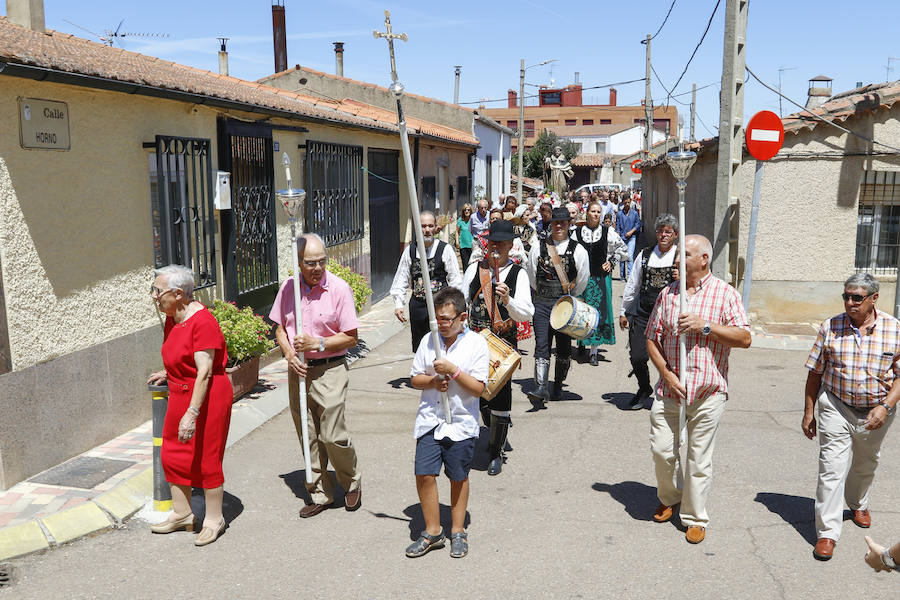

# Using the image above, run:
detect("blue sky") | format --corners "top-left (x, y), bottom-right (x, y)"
top-left (26, 0), bottom-right (900, 140)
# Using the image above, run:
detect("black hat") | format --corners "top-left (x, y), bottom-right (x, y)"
top-left (550, 207), bottom-right (571, 222)
top-left (486, 219), bottom-right (516, 241)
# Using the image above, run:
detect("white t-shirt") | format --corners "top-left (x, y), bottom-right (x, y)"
top-left (410, 327), bottom-right (490, 441)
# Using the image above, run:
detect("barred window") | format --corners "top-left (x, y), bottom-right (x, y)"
top-left (304, 140), bottom-right (364, 247)
top-left (855, 171), bottom-right (900, 274)
top-left (147, 135), bottom-right (217, 290)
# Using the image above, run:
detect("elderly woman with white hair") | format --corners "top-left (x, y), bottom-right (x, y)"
top-left (146, 264), bottom-right (233, 546)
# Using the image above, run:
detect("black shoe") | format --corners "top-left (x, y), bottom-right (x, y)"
top-left (488, 455), bottom-right (503, 476)
top-left (550, 382), bottom-right (563, 401)
top-left (628, 389), bottom-right (651, 410)
top-left (590, 354), bottom-right (599, 366)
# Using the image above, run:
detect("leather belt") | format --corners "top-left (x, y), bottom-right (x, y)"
top-left (307, 355), bottom-right (346, 367)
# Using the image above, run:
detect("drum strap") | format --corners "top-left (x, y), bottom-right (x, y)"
top-left (478, 262), bottom-right (515, 334)
top-left (546, 241), bottom-right (573, 294)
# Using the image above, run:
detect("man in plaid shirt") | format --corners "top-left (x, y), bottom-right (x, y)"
top-left (646, 235), bottom-right (751, 545)
top-left (804, 273), bottom-right (899, 561)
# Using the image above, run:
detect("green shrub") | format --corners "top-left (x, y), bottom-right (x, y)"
top-left (210, 300), bottom-right (275, 367)
top-left (327, 260), bottom-right (372, 313)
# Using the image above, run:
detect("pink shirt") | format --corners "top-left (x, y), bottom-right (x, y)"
top-left (269, 271), bottom-right (359, 359)
top-left (645, 272), bottom-right (749, 405)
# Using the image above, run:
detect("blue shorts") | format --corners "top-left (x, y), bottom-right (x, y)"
top-left (414, 428), bottom-right (475, 481)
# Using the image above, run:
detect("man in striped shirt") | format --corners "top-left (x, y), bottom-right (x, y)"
top-left (804, 273), bottom-right (899, 561)
top-left (645, 235), bottom-right (751, 545)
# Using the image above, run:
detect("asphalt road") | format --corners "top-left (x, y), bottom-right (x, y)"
top-left (4, 311), bottom-right (900, 599)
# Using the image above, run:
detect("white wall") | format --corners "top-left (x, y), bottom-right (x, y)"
top-left (473, 121), bottom-right (511, 205)
top-left (608, 126), bottom-right (666, 155)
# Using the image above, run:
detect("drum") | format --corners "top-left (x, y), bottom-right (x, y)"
top-left (549, 295), bottom-right (599, 340)
top-left (478, 329), bottom-right (521, 400)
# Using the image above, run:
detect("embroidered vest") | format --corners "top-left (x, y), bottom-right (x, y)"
top-left (575, 225), bottom-right (609, 277)
top-left (468, 262), bottom-right (521, 347)
top-left (409, 241), bottom-right (448, 302)
top-left (637, 247), bottom-right (674, 317)
top-left (535, 239), bottom-right (577, 301)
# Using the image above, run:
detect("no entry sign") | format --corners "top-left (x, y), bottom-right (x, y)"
top-left (630, 159), bottom-right (642, 174)
top-left (745, 110), bottom-right (784, 161)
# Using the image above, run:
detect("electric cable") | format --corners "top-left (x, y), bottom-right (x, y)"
top-left (663, 0), bottom-right (722, 106)
top-left (457, 78), bottom-right (645, 106)
top-left (644, 0), bottom-right (677, 42)
top-left (745, 65), bottom-right (900, 153)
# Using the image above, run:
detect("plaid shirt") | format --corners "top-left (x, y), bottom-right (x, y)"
top-left (645, 272), bottom-right (750, 405)
top-left (806, 310), bottom-right (900, 408)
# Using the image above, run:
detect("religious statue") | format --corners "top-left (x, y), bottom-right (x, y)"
top-left (543, 145), bottom-right (574, 194)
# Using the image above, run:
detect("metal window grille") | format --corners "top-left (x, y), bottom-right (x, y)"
top-left (148, 135), bottom-right (216, 290)
top-left (421, 176), bottom-right (436, 212)
top-left (856, 170), bottom-right (900, 275)
top-left (304, 140), bottom-right (364, 247)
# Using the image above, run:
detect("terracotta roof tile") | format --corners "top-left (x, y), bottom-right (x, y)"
top-left (0, 17), bottom-right (477, 146)
top-left (571, 153), bottom-right (613, 167)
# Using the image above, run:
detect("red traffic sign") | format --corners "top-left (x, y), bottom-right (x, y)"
top-left (630, 159), bottom-right (642, 174)
top-left (745, 110), bottom-right (784, 161)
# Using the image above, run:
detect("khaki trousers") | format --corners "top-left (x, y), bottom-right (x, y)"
top-left (650, 392), bottom-right (726, 528)
top-left (815, 389), bottom-right (894, 541)
top-left (288, 360), bottom-right (360, 505)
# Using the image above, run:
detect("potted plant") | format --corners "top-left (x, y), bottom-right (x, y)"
top-left (326, 259), bottom-right (373, 313)
top-left (209, 300), bottom-right (276, 400)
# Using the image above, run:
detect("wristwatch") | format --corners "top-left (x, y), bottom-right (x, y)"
top-left (318, 337), bottom-right (325, 352)
top-left (701, 321), bottom-right (711, 336)
top-left (878, 401), bottom-right (896, 416)
top-left (881, 547), bottom-right (899, 571)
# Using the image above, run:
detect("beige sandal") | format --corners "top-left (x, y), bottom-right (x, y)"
top-left (194, 520), bottom-right (226, 546)
top-left (150, 513), bottom-right (195, 534)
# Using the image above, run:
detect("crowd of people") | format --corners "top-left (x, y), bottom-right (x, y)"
top-left (143, 188), bottom-right (900, 573)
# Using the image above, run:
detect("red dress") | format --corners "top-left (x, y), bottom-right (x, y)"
top-left (160, 308), bottom-right (233, 488)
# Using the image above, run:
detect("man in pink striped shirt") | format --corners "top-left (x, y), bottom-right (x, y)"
top-left (645, 235), bottom-right (751, 544)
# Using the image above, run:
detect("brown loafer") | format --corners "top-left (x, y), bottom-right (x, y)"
top-left (299, 503), bottom-right (331, 518)
top-left (344, 487), bottom-right (362, 512)
top-left (653, 503), bottom-right (678, 523)
top-left (685, 526), bottom-right (706, 544)
top-left (813, 538), bottom-right (835, 561)
top-left (851, 509), bottom-right (871, 528)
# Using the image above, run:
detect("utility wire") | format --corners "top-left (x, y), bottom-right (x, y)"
top-left (645, 0), bottom-right (677, 42)
top-left (457, 77), bottom-right (645, 106)
top-left (745, 65), bottom-right (900, 153)
top-left (664, 0), bottom-right (722, 106)
top-left (696, 113), bottom-right (717, 137)
top-left (651, 64), bottom-right (691, 106)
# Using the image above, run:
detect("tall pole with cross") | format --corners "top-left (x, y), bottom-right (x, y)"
top-left (374, 11), bottom-right (452, 424)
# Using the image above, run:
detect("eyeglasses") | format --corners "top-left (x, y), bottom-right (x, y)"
top-left (436, 313), bottom-right (462, 325)
top-left (842, 292), bottom-right (872, 303)
top-left (150, 285), bottom-right (174, 299)
top-left (302, 258), bottom-right (328, 268)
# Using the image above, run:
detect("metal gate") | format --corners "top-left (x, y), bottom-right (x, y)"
top-left (367, 149), bottom-right (401, 302)
top-left (304, 140), bottom-right (364, 246)
top-left (217, 119), bottom-right (278, 308)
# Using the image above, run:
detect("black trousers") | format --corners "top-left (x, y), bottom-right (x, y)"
top-left (409, 297), bottom-right (429, 353)
top-left (627, 314), bottom-right (650, 364)
top-left (533, 299), bottom-right (571, 361)
top-left (459, 247), bottom-right (472, 269)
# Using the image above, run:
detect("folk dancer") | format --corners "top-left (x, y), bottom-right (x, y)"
top-left (391, 211), bottom-right (463, 352)
top-left (804, 273), bottom-right (899, 561)
top-left (407, 287), bottom-right (490, 559)
top-left (463, 220), bottom-right (534, 475)
top-left (270, 234), bottom-right (363, 518)
top-left (619, 213), bottom-right (678, 410)
top-left (646, 235), bottom-right (751, 544)
top-left (525, 207), bottom-right (589, 405)
top-left (574, 201), bottom-right (628, 366)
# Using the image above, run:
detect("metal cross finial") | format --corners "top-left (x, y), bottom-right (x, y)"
top-left (373, 10), bottom-right (407, 84)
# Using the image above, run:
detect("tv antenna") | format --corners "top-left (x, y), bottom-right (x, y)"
top-left (62, 18), bottom-right (169, 46)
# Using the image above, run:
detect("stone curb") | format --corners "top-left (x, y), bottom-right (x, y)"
top-left (0, 302), bottom-right (403, 563)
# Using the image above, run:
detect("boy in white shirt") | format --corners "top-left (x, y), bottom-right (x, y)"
top-left (406, 287), bottom-right (489, 559)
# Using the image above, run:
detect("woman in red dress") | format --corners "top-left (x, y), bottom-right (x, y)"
top-left (147, 265), bottom-right (232, 546)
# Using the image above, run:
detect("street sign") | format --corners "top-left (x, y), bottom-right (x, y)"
top-left (630, 159), bottom-right (642, 174)
top-left (745, 110), bottom-right (784, 161)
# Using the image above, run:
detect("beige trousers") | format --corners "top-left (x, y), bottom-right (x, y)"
top-left (288, 360), bottom-right (360, 505)
top-left (815, 388), bottom-right (893, 541)
top-left (650, 392), bottom-right (726, 528)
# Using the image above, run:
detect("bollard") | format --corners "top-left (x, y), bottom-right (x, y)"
top-left (148, 384), bottom-right (172, 511)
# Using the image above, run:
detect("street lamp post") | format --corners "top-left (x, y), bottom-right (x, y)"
top-left (516, 59), bottom-right (556, 205)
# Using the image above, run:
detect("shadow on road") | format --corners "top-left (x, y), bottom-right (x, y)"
top-left (402, 504), bottom-right (471, 541)
top-left (279, 469), bottom-right (351, 509)
top-left (386, 377), bottom-right (411, 389)
top-left (754, 492), bottom-right (816, 545)
top-left (189, 489), bottom-right (244, 525)
top-left (602, 392), bottom-right (649, 411)
top-left (592, 481), bottom-right (673, 526)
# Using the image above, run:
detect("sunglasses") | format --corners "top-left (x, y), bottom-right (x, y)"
top-left (150, 285), bottom-right (174, 298)
top-left (436, 313), bottom-right (463, 325)
top-left (842, 292), bottom-right (872, 303)
top-left (302, 258), bottom-right (328, 268)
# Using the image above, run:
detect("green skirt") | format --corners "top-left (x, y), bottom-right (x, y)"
top-left (577, 275), bottom-right (615, 346)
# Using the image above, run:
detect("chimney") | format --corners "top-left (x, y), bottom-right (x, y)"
top-left (7, 0), bottom-right (45, 32)
top-left (333, 41), bottom-right (344, 77)
top-left (508, 89), bottom-right (518, 109)
top-left (217, 38), bottom-right (229, 76)
top-left (806, 74), bottom-right (833, 109)
top-left (574, 71), bottom-right (580, 84)
top-left (453, 66), bottom-right (461, 104)
top-left (272, 1), bottom-right (287, 74)
top-left (609, 87), bottom-right (617, 106)
top-left (856, 81), bottom-right (863, 89)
